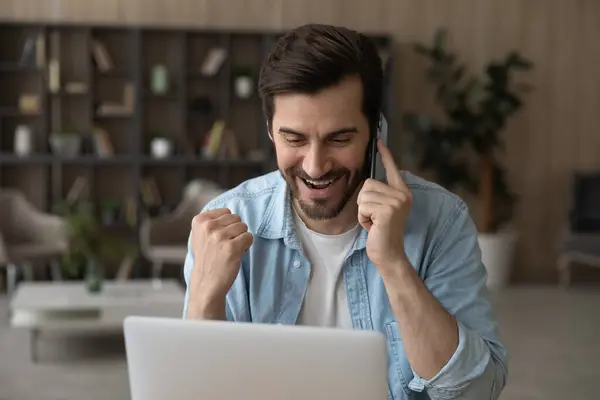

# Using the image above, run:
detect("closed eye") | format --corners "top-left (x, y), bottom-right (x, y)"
top-left (328, 135), bottom-right (352, 145)
top-left (283, 134), bottom-right (306, 145)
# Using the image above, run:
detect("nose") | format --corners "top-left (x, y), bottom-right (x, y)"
top-left (302, 144), bottom-right (332, 179)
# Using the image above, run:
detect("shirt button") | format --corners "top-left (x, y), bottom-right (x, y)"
top-left (293, 260), bottom-right (301, 268)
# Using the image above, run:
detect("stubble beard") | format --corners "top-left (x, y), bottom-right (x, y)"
top-left (280, 165), bottom-right (365, 221)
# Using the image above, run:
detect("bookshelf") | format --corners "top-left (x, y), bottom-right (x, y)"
top-left (0, 21), bottom-right (395, 278)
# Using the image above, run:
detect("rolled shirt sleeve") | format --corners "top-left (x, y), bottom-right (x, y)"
top-left (408, 200), bottom-right (508, 399)
top-left (408, 321), bottom-right (505, 399)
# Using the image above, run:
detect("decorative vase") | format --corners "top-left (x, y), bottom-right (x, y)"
top-left (14, 125), bottom-right (33, 156)
top-left (151, 64), bottom-right (169, 95)
top-left (234, 75), bottom-right (253, 99)
top-left (150, 137), bottom-right (172, 158)
top-left (85, 258), bottom-right (104, 294)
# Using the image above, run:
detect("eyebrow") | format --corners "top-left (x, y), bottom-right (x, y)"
top-left (278, 126), bottom-right (358, 137)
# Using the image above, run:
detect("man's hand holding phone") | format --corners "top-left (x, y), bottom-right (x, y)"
top-left (358, 139), bottom-right (413, 278)
top-left (186, 208), bottom-right (253, 320)
top-left (368, 114), bottom-right (388, 181)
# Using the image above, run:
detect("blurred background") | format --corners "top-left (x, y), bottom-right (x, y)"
top-left (0, 1), bottom-right (598, 399)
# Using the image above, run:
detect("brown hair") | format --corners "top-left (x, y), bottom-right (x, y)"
top-left (258, 24), bottom-right (383, 137)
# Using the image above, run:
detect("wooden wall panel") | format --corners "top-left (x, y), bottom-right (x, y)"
top-left (580, 0), bottom-right (600, 171)
top-left (546, 0), bottom-right (580, 282)
top-left (1, 0), bottom-right (599, 283)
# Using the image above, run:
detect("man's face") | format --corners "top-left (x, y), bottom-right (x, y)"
top-left (270, 75), bottom-right (371, 220)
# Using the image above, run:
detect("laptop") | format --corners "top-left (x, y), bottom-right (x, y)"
top-left (123, 316), bottom-right (388, 400)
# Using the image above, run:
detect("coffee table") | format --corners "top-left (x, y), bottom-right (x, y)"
top-left (9, 279), bottom-right (186, 362)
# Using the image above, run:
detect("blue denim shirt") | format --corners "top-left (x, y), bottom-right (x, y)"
top-left (182, 170), bottom-right (508, 400)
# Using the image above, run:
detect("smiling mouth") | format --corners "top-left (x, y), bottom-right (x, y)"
top-left (300, 177), bottom-right (339, 190)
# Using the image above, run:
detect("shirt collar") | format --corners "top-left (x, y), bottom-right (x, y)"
top-left (256, 173), bottom-right (368, 252)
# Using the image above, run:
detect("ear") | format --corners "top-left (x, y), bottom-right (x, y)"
top-left (266, 122), bottom-right (274, 142)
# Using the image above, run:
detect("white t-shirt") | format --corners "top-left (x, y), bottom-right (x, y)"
top-left (293, 210), bottom-right (361, 329)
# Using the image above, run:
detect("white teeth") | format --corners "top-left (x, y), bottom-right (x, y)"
top-left (302, 177), bottom-right (336, 190)
top-left (306, 179), bottom-right (333, 185)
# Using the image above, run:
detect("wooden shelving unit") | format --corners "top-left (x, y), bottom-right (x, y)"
top-left (0, 21), bottom-right (395, 277)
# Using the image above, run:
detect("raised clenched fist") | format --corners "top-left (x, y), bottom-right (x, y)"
top-left (186, 208), bottom-right (253, 319)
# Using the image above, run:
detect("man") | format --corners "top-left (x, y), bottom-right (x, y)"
top-left (182, 23), bottom-right (507, 400)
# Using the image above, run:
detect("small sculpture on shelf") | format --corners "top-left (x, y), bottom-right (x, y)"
top-left (149, 133), bottom-right (173, 159)
top-left (232, 66), bottom-right (254, 99)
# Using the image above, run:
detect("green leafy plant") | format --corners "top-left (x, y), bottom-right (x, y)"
top-left (53, 199), bottom-right (136, 279)
top-left (403, 29), bottom-right (533, 233)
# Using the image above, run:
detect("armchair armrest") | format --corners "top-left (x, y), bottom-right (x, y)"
top-left (0, 189), bottom-right (66, 249)
top-left (30, 212), bottom-right (68, 249)
top-left (139, 189), bottom-right (223, 257)
top-left (140, 211), bottom-right (192, 246)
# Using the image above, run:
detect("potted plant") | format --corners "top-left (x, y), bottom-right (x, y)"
top-left (403, 29), bottom-right (533, 289)
top-left (53, 199), bottom-right (135, 292)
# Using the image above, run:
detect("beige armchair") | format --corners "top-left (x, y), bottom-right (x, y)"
top-left (0, 189), bottom-right (68, 295)
top-left (139, 181), bottom-right (224, 280)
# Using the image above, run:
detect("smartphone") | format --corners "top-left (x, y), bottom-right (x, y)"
top-left (368, 113), bottom-right (388, 182)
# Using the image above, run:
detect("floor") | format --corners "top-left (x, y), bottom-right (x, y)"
top-left (0, 285), bottom-right (598, 400)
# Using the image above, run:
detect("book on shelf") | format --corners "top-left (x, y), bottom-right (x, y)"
top-left (218, 129), bottom-right (240, 159)
top-left (123, 197), bottom-right (137, 227)
top-left (123, 83), bottom-right (134, 109)
top-left (64, 82), bottom-right (88, 94)
top-left (92, 126), bottom-right (115, 157)
top-left (203, 120), bottom-right (225, 158)
top-left (92, 40), bottom-right (114, 72)
top-left (48, 59), bottom-right (60, 93)
top-left (140, 177), bottom-right (162, 207)
top-left (96, 82), bottom-right (134, 116)
top-left (202, 120), bottom-right (241, 160)
top-left (200, 47), bottom-right (227, 76)
top-left (66, 176), bottom-right (89, 204)
top-left (19, 38), bottom-right (35, 66)
top-left (35, 34), bottom-right (45, 68)
top-left (18, 94), bottom-right (40, 114)
top-left (19, 34), bottom-right (44, 68)
top-left (96, 104), bottom-right (131, 117)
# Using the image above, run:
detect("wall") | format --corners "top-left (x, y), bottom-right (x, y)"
top-left (1, 0), bottom-right (599, 283)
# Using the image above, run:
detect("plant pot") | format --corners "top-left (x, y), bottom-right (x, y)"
top-left (478, 228), bottom-right (517, 290)
top-left (49, 133), bottom-right (81, 157)
top-left (85, 258), bottom-right (104, 294)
